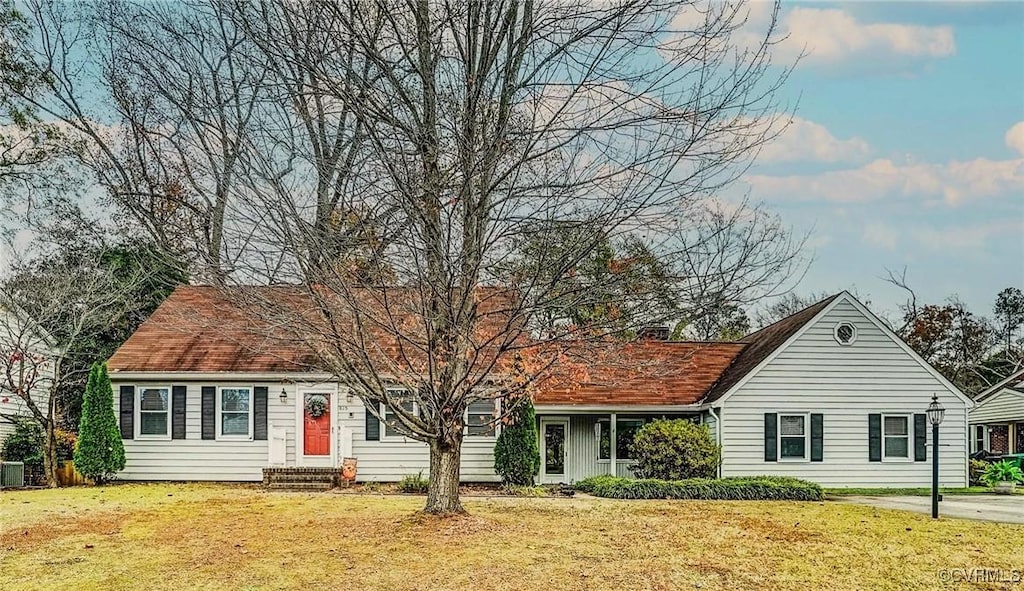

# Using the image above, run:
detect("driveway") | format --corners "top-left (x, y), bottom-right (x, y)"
top-left (836, 495), bottom-right (1024, 524)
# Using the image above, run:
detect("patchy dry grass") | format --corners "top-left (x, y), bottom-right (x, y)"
top-left (1, 483), bottom-right (1022, 590)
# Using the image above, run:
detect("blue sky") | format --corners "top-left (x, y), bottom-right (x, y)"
top-left (735, 1), bottom-right (1024, 319)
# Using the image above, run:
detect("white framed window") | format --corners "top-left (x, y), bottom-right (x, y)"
top-left (973, 425), bottom-right (987, 452)
top-left (465, 399), bottom-right (499, 437)
top-left (833, 322), bottom-right (857, 345)
top-left (778, 414), bottom-right (809, 461)
top-left (382, 389), bottom-right (418, 439)
top-left (882, 414), bottom-right (910, 460)
top-left (217, 386), bottom-right (253, 440)
top-left (137, 386), bottom-right (170, 439)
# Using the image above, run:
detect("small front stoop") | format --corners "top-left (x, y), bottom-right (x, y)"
top-left (262, 467), bottom-right (340, 491)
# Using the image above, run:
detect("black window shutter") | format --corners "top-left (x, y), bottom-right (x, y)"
top-left (254, 386), bottom-right (268, 440)
top-left (868, 414), bottom-right (882, 462)
top-left (365, 405), bottom-right (380, 441)
top-left (810, 413), bottom-right (824, 462)
top-left (764, 413), bottom-right (777, 462)
top-left (171, 385), bottom-right (187, 440)
top-left (119, 385), bottom-right (135, 439)
top-left (914, 413), bottom-right (927, 462)
top-left (201, 386), bottom-right (216, 440)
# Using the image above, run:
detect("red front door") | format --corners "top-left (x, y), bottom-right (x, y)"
top-left (303, 393), bottom-right (331, 456)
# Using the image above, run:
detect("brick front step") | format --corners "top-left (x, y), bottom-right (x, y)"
top-left (266, 481), bottom-right (335, 491)
top-left (262, 467), bottom-right (342, 489)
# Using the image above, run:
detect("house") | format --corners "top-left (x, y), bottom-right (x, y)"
top-left (968, 368), bottom-right (1024, 456)
top-left (0, 303), bottom-right (54, 444)
top-left (106, 287), bottom-right (972, 488)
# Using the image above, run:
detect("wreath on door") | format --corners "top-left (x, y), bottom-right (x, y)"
top-left (305, 394), bottom-right (329, 418)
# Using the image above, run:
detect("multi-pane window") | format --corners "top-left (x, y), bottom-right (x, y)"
top-left (383, 390), bottom-right (416, 438)
top-left (219, 387), bottom-right (251, 438)
top-left (597, 416), bottom-right (691, 460)
top-left (466, 400), bottom-right (498, 437)
top-left (779, 414), bottom-right (807, 459)
top-left (138, 387), bottom-right (170, 437)
top-left (883, 415), bottom-right (909, 459)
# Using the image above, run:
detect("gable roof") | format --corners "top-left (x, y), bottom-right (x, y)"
top-left (127, 286), bottom-right (971, 409)
top-left (973, 367), bottom-right (1024, 404)
top-left (701, 294), bottom-right (841, 403)
top-left (108, 286), bottom-right (747, 406)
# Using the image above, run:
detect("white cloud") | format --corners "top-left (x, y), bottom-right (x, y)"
top-left (746, 156), bottom-right (1024, 205)
top-left (665, 3), bottom-right (956, 69)
top-left (1005, 121), bottom-right (1024, 156)
top-left (780, 7), bottom-right (955, 66)
top-left (858, 219), bottom-right (1017, 254)
top-left (908, 220), bottom-right (1019, 253)
top-left (862, 222), bottom-right (899, 250)
top-left (759, 116), bottom-right (871, 164)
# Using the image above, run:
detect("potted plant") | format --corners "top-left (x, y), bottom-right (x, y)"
top-left (981, 460), bottom-right (1024, 495)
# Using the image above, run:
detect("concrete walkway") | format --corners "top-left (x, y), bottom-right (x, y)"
top-left (836, 495), bottom-right (1024, 524)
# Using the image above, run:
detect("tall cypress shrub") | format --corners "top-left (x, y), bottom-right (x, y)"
top-left (74, 362), bottom-right (126, 483)
top-left (494, 397), bottom-right (541, 485)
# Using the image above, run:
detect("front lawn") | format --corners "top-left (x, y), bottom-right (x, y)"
top-left (2, 484), bottom-right (1022, 590)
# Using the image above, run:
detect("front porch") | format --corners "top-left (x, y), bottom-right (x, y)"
top-left (973, 421), bottom-right (1024, 456)
top-left (535, 411), bottom-right (706, 484)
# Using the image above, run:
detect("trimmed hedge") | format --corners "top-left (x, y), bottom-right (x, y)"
top-left (574, 475), bottom-right (824, 501)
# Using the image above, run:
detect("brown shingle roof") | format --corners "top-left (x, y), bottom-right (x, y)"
top-left (701, 294), bottom-right (840, 403)
top-left (534, 341), bottom-right (746, 406)
top-left (108, 286), bottom-right (320, 373)
top-left (109, 286), bottom-right (838, 407)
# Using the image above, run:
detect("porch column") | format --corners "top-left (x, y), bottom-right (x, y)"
top-left (609, 413), bottom-right (616, 475)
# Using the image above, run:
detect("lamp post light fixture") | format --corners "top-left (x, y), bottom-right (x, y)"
top-left (926, 394), bottom-right (945, 519)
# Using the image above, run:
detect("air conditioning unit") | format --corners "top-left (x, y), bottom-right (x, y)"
top-left (0, 461), bottom-right (25, 488)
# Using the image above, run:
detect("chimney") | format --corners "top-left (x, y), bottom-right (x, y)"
top-left (639, 325), bottom-right (670, 341)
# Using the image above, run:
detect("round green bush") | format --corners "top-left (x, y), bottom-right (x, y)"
top-left (0, 417), bottom-right (44, 465)
top-left (629, 419), bottom-right (721, 480)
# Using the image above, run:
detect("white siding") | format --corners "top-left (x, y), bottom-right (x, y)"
top-left (112, 380), bottom-right (501, 482)
top-left (718, 298), bottom-right (969, 488)
top-left (0, 385), bottom-right (50, 443)
top-left (114, 381), bottom-right (294, 481)
top-left (970, 388), bottom-right (1024, 423)
top-left (349, 401), bottom-right (500, 482)
top-left (702, 410), bottom-right (718, 443)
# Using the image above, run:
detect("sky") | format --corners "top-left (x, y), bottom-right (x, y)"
top-left (733, 0), bottom-right (1024, 319)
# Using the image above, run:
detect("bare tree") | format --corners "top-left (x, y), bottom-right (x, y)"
top-left (210, 0), bottom-right (796, 514)
top-left (0, 242), bottom-right (144, 486)
top-left (885, 268), bottom-right (999, 394)
top-left (11, 0), bottom-right (798, 512)
top-left (4, 0), bottom-right (268, 283)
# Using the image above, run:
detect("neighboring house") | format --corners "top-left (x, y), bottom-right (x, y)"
top-left (106, 287), bottom-right (972, 488)
top-left (968, 368), bottom-right (1024, 456)
top-left (0, 304), bottom-right (54, 444)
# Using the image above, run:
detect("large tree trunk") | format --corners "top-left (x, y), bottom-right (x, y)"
top-left (42, 421), bottom-right (59, 488)
top-left (425, 433), bottom-right (464, 515)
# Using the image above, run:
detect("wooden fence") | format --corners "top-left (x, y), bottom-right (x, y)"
top-left (56, 461), bottom-right (91, 486)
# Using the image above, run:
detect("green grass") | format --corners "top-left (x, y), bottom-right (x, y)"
top-left (2, 483), bottom-right (1023, 591)
top-left (826, 486), bottom-right (1024, 496)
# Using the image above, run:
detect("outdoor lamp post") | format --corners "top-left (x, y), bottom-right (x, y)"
top-left (926, 394), bottom-right (945, 519)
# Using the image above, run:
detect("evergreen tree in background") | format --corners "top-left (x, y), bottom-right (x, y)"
top-left (493, 398), bottom-right (541, 486)
top-left (74, 362), bottom-right (125, 483)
